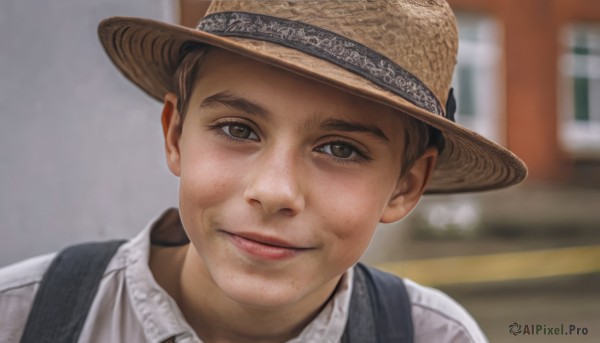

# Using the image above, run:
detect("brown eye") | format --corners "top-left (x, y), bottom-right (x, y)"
top-left (318, 142), bottom-right (358, 159)
top-left (219, 123), bottom-right (258, 141)
top-left (330, 143), bottom-right (353, 158)
top-left (228, 124), bottom-right (252, 139)
top-left (315, 141), bottom-right (371, 164)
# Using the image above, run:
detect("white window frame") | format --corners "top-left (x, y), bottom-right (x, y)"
top-left (452, 13), bottom-right (503, 144)
top-left (559, 24), bottom-right (600, 156)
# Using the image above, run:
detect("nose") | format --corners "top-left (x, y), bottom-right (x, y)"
top-left (243, 147), bottom-right (306, 216)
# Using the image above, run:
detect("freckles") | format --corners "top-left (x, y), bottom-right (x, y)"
top-left (328, 193), bottom-right (382, 229)
top-left (318, 193), bottom-right (380, 265)
top-left (187, 182), bottom-right (229, 211)
top-left (180, 155), bottom-right (240, 205)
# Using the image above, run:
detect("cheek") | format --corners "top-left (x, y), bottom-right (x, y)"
top-left (312, 172), bottom-right (394, 265)
top-left (331, 220), bottom-right (376, 266)
top-left (177, 140), bottom-right (247, 261)
top-left (178, 140), bottom-right (245, 209)
top-left (316, 171), bottom-right (394, 226)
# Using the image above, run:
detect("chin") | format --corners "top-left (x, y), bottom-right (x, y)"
top-left (215, 271), bottom-right (308, 309)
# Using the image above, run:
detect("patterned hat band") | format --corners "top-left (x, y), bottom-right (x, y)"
top-left (197, 12), bottom-right (455, 121)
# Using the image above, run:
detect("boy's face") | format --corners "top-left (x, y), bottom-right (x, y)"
top-left (163, 48), bottom-right (436, 309)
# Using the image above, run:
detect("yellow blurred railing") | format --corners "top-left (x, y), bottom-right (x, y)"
top-left (376, 245), bottom-right (600, 286)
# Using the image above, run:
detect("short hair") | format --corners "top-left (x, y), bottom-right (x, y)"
top-left (174, 46), bottom-right (444, 178)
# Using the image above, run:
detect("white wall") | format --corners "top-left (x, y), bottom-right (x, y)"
top-left (0, 0), bottom-right (180, 266)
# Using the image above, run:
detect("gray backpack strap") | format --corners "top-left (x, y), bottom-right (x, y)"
top-left (341, 263), bottom-right (414, 343)
top-left (20, 240), bottom-right (126, 343)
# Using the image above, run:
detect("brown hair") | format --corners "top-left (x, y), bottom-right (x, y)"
top-left (174, 45), bottom-right (210, 128)
top-left (173, 46), bottom-right (444, 177)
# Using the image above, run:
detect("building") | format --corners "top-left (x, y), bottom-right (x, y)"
top-left (447, 0), bottom-right (600, 186)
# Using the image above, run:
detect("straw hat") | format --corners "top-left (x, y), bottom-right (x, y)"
top-left (97, 0), bottom-right (527, 194)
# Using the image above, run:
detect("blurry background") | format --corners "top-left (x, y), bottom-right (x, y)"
top-left (362, 1), bottom-right (600, 341)
top-left (0, 0), bottom-right (179, 264)
top-left (1, 0), bottom-right (599, 342)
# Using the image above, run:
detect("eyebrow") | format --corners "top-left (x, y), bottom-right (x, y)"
top-left (199, 91), bottom-right (271, 120)
top-left (199, 91), bottom-right (388, 141)
top-left (318, 118), bottom-right (389, 142)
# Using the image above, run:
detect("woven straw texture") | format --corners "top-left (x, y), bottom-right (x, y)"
top-left (97, 0), bottom-right (527, 193)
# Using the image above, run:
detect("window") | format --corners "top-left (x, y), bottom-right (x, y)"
top-left (452, 13), bottom-right (502, 143)
top-left (404, 13), bottom-right (502, 237)
top-left (560, 25), bottom-right (600, 155)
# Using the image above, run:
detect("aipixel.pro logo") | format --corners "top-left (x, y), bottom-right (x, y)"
top-left (509, 322), bottom-right (588, 336)
top-left (509, 322), bottom-right (522, 335)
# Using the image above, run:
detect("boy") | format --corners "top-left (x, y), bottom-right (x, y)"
top-left (0, 0), bottom-right (526, 342)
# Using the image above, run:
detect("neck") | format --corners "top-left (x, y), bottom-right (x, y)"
top-left (176, 247), bottom-right (341, 343)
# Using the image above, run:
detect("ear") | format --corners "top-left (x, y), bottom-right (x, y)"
top-left (380, 147), bottom-right (438, 223)
top-left (162, 93), bottom-right (182, 177)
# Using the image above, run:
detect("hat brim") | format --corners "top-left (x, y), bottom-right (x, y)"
top-left (98, 16), bottom-right (527, 194)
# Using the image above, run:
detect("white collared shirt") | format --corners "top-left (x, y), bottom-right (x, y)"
top-left (0, 210), bottom-right (487, 342)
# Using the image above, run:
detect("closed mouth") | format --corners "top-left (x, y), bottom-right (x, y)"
top-left (224, 231), bottom-right (311, 250)
top-left (220, 229), bottom-right (314, 260)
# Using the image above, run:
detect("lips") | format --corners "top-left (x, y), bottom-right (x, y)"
top-left (222, 230), bottom-right (311, 260)
top-left (233, 232), bottom-right (306, 249)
